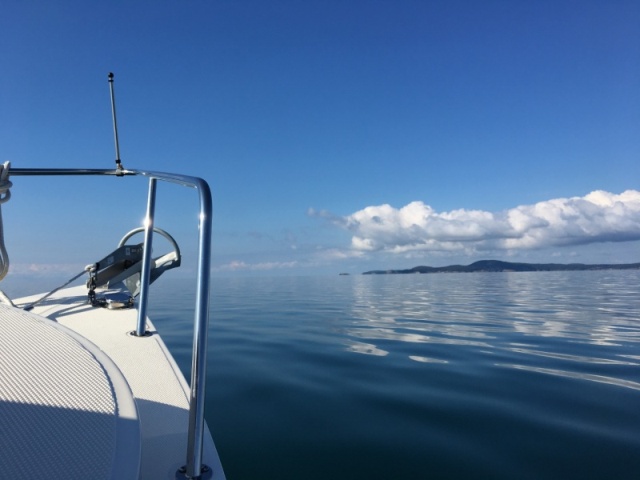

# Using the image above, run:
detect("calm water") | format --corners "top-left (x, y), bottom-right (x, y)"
top-left (147, 271), bottom-right (640, 479)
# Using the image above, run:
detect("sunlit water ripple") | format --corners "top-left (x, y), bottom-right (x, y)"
top-left (146, 270), bottom-right (640, 479)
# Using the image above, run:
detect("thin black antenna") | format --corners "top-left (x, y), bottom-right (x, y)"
top-left (108, 72), bottom-right (124, 174)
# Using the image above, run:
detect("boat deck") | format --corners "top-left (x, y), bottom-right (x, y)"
top-left (1, 286), bottom-right (223, 479)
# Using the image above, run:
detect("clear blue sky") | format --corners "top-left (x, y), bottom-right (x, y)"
top-left (1, 0), bottom-right (639, 278)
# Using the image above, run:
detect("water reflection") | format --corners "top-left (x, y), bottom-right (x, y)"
top-left (500, 364), bottom-right (640, 392)
top-left (408, 355), bottom-right (448, 364)
top-left (346, 341), bottom-right (388, 356)
top-left (345, 271), bottom-right (640, 389)
top-left (347, 326), bottom-right (491, 348)
top-left (506, 347), bottom-right (639, 365)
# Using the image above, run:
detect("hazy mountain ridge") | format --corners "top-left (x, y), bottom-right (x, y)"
top-left (363, 260), bottom-right (640, 275)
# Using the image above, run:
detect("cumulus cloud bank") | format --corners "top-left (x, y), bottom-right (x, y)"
top-left (340, 190), bottom-right (640, 254)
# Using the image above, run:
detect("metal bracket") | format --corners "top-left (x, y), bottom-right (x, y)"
top-left (175, 464), bottom-right (213, 480)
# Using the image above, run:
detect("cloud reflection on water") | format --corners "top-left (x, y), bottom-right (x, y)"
top-left (343, 271), bottom-right (640, 389)
top-left (346, 341), bottom-right (388, 356)
top-left (500, 364), bottom-right (640, 392)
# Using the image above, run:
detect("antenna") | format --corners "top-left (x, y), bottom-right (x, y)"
top-left (108, 72), bottom-right (124, 174)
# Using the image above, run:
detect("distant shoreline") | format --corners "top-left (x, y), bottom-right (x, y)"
top-left (362, 260), bottom-right (640, 275)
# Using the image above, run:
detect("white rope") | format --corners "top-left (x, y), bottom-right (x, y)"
top-left (0, 161), bottom-right (13, 282)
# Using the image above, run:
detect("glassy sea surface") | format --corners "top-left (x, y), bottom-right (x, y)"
top-left (143, 270), bottom-right (640, 480)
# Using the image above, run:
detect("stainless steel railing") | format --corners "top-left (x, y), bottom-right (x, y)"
top-left (11, 167), bottom-right (213, 479)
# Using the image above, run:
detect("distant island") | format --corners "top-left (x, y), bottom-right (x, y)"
top-left (363, 260), bottom-right (640, 275)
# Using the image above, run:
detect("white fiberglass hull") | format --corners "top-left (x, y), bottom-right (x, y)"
top-left (1, 285), bottom-right (224, 480)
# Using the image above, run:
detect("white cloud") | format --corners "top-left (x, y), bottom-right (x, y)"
top-left (217, 260), bottom-right (299, 271)
top-left (339, 190), bottom-right (640, 254)
top-left (313, 248), bottom-right (365, 260)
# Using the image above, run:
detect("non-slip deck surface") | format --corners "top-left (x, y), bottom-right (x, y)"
top-left (0, 303), bottom-right (140, 479)
top-left (12, 285), bottom-right (224, 480)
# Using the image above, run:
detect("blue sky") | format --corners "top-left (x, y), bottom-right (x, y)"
top-left (1, 0), bottom-right (639, 279)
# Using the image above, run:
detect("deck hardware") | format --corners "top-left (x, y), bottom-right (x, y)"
top-left (176, 463), bottom-right (212, 480)
top-left (12, 167), bottom-right (215, 478)
top-left (0, 161), bottom-right (12, 281)
top-left (128, 330), bottom-right (153, 337)
top-left (135, 177), bottom-right (157, 337)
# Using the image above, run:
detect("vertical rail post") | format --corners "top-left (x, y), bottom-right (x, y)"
top-left (184, 179), bottom-right (213, 479)
top-left (135, 177), bottom-right (157, 337)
